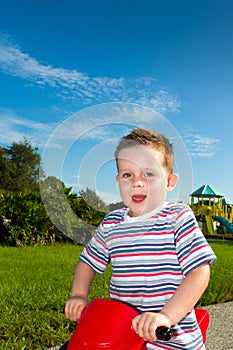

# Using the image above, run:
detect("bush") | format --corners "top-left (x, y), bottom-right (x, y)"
top-left (0, 190), bottom-right (56, 246)
top-left (0, 185), bottom-right (108, 246)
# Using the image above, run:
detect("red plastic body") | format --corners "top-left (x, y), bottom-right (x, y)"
top-left (67, 299), bottom-right (144, 350)
top-left (194, 307), bottom-right (210, 343)
top-left (67, 299), bottom-right (209, 350)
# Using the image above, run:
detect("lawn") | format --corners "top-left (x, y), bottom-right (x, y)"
top-left (0, 239), bottom-right (232, 349)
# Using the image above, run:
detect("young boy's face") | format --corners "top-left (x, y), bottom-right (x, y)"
top-left (116, 145), bottom-right (177, 217)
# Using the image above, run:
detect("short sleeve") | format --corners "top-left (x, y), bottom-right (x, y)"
top-left (174, 205), bottom-right (217, 276)
top-left (80, 222), bottom-right (110, 274)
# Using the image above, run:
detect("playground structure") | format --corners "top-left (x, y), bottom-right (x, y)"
top-left (190, 184), bottom-right (233, 237)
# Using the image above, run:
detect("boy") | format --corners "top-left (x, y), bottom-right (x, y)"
top-left (63, 128), bottom-right (216, 349)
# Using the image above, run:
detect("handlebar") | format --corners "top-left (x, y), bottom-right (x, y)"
top-left (155, 326), bottom-right (172, 341)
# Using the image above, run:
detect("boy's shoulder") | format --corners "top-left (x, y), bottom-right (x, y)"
top-left (101, 207), bottom-right (128, 224)
top-left (164, 201), bottom-right (189, 212)
top-left (162, 202), bottom-right (193, 218)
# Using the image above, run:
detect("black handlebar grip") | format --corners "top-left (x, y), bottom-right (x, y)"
top-left (155, 326), bottom-right (172, 341)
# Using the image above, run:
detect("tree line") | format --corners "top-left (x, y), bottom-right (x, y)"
top-left (0, 139), bottom-right (123, 246)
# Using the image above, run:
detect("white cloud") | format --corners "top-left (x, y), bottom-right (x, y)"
top-left (40, 102), bottom-right (179, 152)
top-left (181, 128), bottom-right (221, 158)
top-left (0, 110), bottom-right (57, 148)
top-left (0, 103), bottom-right (167, 150)
top-left (0, 39), bottom-right (180, 112)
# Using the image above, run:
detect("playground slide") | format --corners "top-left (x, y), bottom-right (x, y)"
top-left (214, 216), bottom-right (233, 234)
top-left (204, 215), bottom-right (215, 235)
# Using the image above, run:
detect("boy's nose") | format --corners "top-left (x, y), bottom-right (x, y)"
top-left (133, 179), bottom-right (144, 187)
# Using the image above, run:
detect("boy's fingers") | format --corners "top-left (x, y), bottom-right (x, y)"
top-left (148, 321), bottom-right (157, 341)
top-left (64, 301), bottom-right (85, 322)
top-left (139, 320), bottom-right (155, 341)
top-left (64, 301), bottom-right (76, 320)
top-left (132, 314), bottom-right (157, 342)
top-left (132, 315), bottom-right (140, 333)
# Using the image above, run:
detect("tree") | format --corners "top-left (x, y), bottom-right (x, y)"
top-left (109, 201), bottom-right (125, 211)
top-left (40, 181), bottom-right (109, 244)
top-left (39, 176), bottom-right (92, 244)
top-left (0, 138), bottom-right (44, 192)
top-left (76, 188), bottom-right (108, 227)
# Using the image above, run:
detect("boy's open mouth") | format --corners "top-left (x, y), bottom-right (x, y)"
top-left (132, 195), bottom-right (146, 203)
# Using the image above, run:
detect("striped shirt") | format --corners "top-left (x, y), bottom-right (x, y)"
top-left (80, 202), bottom-right (216, 349)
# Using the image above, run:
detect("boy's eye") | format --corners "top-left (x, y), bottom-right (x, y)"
top-left (122, 172), bottom-right (131, 178)
top-left (145, 172), bottom-right (154, 177)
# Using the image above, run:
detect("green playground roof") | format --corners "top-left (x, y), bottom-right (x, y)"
top-left (190, 184), bottom-right (224, 198)
top-left (222, 197), bottom-right (233, 206)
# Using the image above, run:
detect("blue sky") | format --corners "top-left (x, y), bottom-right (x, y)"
top-left (0, 0), bottom-right (233, 205)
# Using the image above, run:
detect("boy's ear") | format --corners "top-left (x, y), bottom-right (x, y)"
top-left (166, 173), bottom-right (178, 192)
top-left (116, 174), bottom-right (119, 183)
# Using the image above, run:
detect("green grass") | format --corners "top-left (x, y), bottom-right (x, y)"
top-left (0, 240), bottom-right (232, 349)
top-left (199, 238), bottom-right (233, 305)
top-left (0, 244), bottom-right (111, 350)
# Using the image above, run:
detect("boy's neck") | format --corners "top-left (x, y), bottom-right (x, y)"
top-left (126, 202), bottom-right (167, 222)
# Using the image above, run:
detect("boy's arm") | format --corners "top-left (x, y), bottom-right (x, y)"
top-left (64, 260), bottom-right (96, 321)
top-left (132, 263), bottom-right (210, 342)
top-left (161, 263), bottom-right (210, 325)
top-left (71, 260), bottom-right (96, 297)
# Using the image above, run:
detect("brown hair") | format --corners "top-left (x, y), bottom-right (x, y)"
top-left (115, 128), bottom-right (174, 174)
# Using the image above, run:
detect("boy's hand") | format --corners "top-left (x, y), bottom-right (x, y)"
top-left (64, 295), bottom-right (88, 322)
top-left (132, 312), bottom-right (171, 342)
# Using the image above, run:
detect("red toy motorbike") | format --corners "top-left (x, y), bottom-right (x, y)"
top-left (67, 298), bottom-right (209, 350)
